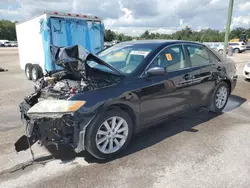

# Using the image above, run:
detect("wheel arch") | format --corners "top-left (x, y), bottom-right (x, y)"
top-left (222, 79), bottom-right (232, 94)
top-left (105, 103), bottom-right (138, 132)
top-left (234, 48), bottom-right (240, 52)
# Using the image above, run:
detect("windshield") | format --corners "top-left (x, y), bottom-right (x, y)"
top-left (87, 45), bottom-right (153, 74)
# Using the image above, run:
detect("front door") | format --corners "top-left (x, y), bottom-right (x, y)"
top-left (139, 44), bottom-right (193, 126)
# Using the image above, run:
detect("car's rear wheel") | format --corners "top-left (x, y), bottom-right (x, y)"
top-left (234, 48), bottom-right (240, 53)
top-left (85, 109), bottom-right (133, 160)
top-left (209, 81), bottom-right (229, 113)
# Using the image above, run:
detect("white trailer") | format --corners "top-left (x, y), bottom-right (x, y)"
top-left (16, 11), bottom-right (105, 81)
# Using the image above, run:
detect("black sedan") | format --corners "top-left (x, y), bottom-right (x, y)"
top-left (15, 40), bottom-right (238, 160)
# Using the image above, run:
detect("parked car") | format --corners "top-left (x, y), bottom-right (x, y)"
top-left (15, 41), bottom-right (238, 160)
top-left (104, 42), bottom-right (113, 49)
top-left (0, 40), bottom-right (9, 46)
top-left (243, 61), bottom-right (250, 80)
top-left (4, 41), bottom-right (11, 47)
top-left (212, 43), bottom-right (224, 55)
top-left (9, 41), bottom-right (18, 47)
top-left (204, 43), bottom-right (229, 55)
top-left (228, 42), bottom-right (247, 53)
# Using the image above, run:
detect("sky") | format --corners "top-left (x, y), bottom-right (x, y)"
top-left (0, 0), bottom-right (250, 36)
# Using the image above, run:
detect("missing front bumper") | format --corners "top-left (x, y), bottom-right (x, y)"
top-left (15, 104), bottom-right (95, 154)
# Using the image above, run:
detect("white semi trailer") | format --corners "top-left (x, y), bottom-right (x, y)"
top-left (16, 11), bottom-right (105, 81)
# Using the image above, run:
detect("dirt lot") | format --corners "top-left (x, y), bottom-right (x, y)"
top-left (0, 48), bottom-right (250, 188)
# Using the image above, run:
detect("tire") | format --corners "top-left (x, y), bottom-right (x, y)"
top-left (25, 64), bottom-right (33, 80)
top-left (209, 81), bottom-right (229, 113)
top-left (31, 64), bottom-right (42, 81)
top-left (85, 109), bottom-right (133, 160)
top-left (233, 48), bottom-right (240, 53)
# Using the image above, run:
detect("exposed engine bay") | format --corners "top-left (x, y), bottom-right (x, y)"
top-left (15, 45), bottom-right (121, 154)
top-left (32, 69), bottom-right (115, 102)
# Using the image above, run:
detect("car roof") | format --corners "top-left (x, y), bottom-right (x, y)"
top-left (118, 40), bottom-right (204, 47)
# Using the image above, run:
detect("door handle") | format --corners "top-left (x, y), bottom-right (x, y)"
top-left (217, 66), bottom-right (222, 71)
top-left (183, 74), bottom-right (191, 80)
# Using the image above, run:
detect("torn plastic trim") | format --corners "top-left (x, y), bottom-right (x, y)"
top-left (74, 114), bottom-right (96, 153)
top-left (15, 135), bottom-right (37, 152)
top-left (27, 112), bottom-right (75, 119)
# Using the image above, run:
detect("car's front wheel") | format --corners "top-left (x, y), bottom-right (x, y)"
top-left (85, 109), bottom-right (133, 160)
top-left (209, 81), bottom-right (229, 113)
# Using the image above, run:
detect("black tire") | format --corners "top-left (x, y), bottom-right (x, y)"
top-left (218, 49), bottom-right (223, 55)
top-left (31, 64), bottom-right (42, 81)
top-left (85, 108), bottom-right (133, 160)
top-left (233, 48), bottom-right (240, 53)
top-left (25, 64), bottom-right (33, 80)
top-left (209, 81), bottom-right (229, 113)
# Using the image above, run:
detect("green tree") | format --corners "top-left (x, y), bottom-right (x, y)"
top-left (230, 27), bottom-right (246, 39)
top-left (0, 20), bottom-right (17, 40)
top-left (140, 30), bottom-right (150, 39)
top-left (104, 29), bottom-right (116, 42)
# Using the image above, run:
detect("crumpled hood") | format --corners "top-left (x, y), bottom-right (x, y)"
top-left (50, 45), bottom-right (90, 65)
top-left (50, 45), bottom-right (89, 79)
top-left (50, 45), bottom-right (122, 79)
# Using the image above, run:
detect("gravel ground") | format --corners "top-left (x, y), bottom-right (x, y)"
top-left (0, 48), bottom-right (250, 188)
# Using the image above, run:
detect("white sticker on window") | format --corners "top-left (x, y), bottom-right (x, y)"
top-left (130, 51), bottom-right (150, 57)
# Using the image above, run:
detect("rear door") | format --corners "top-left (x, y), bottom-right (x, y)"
top-left (139, 44), bottom-right (193, 126)
top-left (184, 44), bottom-right (220, 107)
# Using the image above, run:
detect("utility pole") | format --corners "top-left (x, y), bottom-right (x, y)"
top-left (224, 0), bottom-right (234, 56)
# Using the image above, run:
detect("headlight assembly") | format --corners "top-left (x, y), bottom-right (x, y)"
top-left (27, 100), bottom-right (86, 118)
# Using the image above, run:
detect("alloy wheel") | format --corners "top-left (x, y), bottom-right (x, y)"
top-left (215, 86), bottom-right (228, 109)
top-left (95, 116), bottom-right (129, 154)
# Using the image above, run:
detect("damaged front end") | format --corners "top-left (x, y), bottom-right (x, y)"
top-left (15, 98), bottom-right (94, 153)
top-left (15, 45), bottom-right (119, 154)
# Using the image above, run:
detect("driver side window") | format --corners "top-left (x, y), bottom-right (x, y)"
top-left (150, 45), bottom-right (187, 71)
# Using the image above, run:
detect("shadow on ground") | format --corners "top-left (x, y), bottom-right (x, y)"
top-left (33, 95), bottom-right (247, 164)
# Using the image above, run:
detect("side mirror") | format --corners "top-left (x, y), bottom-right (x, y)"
top-left (146, 67), bottom-right (166, 76)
